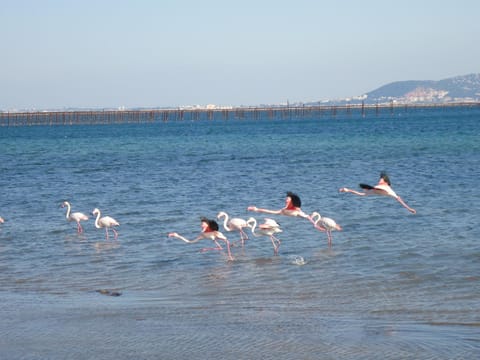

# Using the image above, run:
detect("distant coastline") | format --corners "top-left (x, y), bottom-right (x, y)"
top-left (3, 74), bottom-right (478, 115)
top-left (1, 101), bottom-right (479, 127)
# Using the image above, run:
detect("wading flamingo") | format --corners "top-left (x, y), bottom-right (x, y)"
top-left (168, 217), bottom-right (233, 261)
top-left (217, 211), bottom-right (250, 246)
top-left (92, 208), bottom-right (119, 240)
top-left (339, 172), bottom-right (416, 214)
top-left (310, 211), bottom-right (342, 247)
top-left (246, 217), bottom-right (283, 255)
top-left (61, 201), bottom-right (89, 234)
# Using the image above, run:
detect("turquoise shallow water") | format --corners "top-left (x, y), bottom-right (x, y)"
top-left (0, 107), bottom-right (479, 359)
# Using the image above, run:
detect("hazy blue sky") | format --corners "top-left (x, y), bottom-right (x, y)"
top-left (2, 0), bottom-right (479, 110)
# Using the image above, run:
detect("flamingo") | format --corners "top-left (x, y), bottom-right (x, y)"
top-left (61, 201), bottom-right (89, 233)
top-left (92, 208), bottom-right (120, 240)
top-left (310, 211), bottom-right (342, 247)
top-left (0, 216), bottom-right (4, 224)
top-left (217, 211), bottom-right (250, 246)
top-left (168, 230), bottom-right (233, 261)
top-left (246, 217), bottom-right (283, 255)
top-left (339, 172), bottom-right (416, 214)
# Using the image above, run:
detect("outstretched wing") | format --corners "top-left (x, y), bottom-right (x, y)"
top-left (359, 183), bottom-right (375, 190)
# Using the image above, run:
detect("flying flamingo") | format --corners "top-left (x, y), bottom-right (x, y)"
top-left (61, 201), bottom-right (89, 234)
top-left (168, 231), bottom-right (234, 261)
top-left (217, 211), bottom-right (250, 246)
top-left (92, 208), bottom-right (120, 240)
top-left (310, 211), bottom-right (342, 247)
top-left (246, 217), bottom-right (283, 255)
top-left (168, 217), bottom-right (233, 261)
top-left (339, 172), bottom-right (416, 214)
top-left (248, 192), bottom-right (310, 219)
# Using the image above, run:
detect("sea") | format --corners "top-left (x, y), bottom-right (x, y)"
top-left (0, 106), bottom-right (479, 359)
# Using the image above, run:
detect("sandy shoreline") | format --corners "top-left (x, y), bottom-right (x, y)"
top-left (1, 292), bottom-right (478, 360)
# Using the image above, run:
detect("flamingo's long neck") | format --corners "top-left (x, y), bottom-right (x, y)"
top-left (223, 214), bottom-right (232, 231)
top-left (311, 212), bottom-right (321, 225)
top-left (248, 219), bottom-right (259, 236)
top-left (65, 203), bottom-right (71, 219)
top-left (94, 211), bottom-right (102, 228)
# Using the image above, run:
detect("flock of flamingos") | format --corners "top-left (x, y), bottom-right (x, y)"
top-left (0, 173), bottom-right (415, 262)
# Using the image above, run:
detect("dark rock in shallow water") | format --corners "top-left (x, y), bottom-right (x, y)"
top-left (96, 289), bottom-right (122, 297)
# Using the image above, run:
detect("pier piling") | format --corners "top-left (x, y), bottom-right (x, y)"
top-left (0, 103), bottom-right (478, 127)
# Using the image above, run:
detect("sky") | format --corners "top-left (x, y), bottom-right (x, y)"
top-left (2, 0), bottom-right (479, 110)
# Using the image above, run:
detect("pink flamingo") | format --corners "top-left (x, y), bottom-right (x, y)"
top-left (248, 192), bottom-right (310, 219)
top-left (246, 217), bottom-right (283, 255)
top-left (339, 172), bottom-right (416, 214)
top-left (92, 208), bottom-right (120, 240)
top-left (310, 211), bottom-right (342, 247)
top-left (217, 211), bottom-right (250, 246)
top-left (168, 219), bottom-right (233, 261)
top-left (61, 201), bottom-right (89, 233)
top-left (0, 216), bottom-right (4, 224)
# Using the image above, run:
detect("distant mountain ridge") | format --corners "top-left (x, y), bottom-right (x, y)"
top-left (365, 73), bottom-right (480, 103)
top-left (305, 73), bottom-right (480, 106)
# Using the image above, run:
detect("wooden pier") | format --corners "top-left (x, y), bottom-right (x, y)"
top-left (1, 102), bottom-right (479, 127)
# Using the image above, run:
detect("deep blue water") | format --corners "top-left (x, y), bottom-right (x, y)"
top-left (0, 107), bottom-right (479, 359)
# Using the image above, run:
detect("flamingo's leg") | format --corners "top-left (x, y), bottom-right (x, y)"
top-left (273, 235), bottom-right (281, 249)
top-left (200, 247), bottom-right (223, 252)
top-left (201, 240), bottom-right (223, 252)
top-left (240, 229), bottom-right (248, 245)
top-left (230, 235), bottom-right (242, 248)
top-left (223, 239), bottom-right (234, 261)
top-left (271, 236), bottom-right (281, 255)
top-left (271, 238), bottom-right (278, 255)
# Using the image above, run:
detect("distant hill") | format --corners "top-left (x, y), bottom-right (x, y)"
top-left (365, 73), bottom-right (480, 103)
top-left (304, 73), bottom-right (480, 106)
